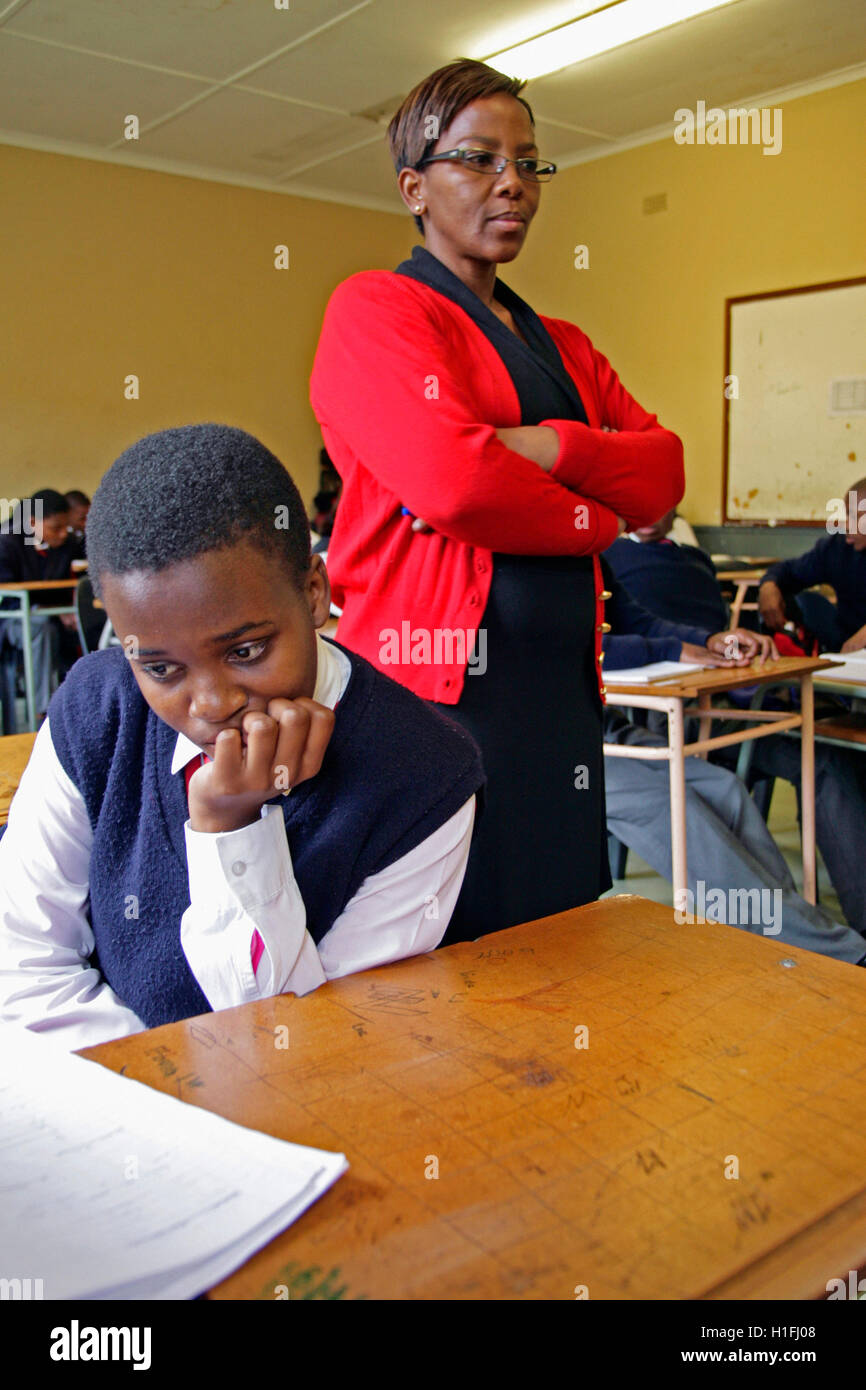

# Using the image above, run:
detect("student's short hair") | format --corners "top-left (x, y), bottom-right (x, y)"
top-left (387, 59), bottom-right (534, 233)
top-left (87, 424), bottom-right (311, 598)
top-left (31, 488), bottom-right (71, 518)
top-left (64, 489), bottom-right (90, 508)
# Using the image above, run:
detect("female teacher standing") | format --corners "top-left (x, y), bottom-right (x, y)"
top-left (311, 59), bottom-right (684, 942)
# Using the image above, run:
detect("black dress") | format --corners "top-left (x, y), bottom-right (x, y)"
top-left (396, 247), bottom-right (612, 942)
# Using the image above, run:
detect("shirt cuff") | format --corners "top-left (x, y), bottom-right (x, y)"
top-left (184, 806), bottom-right (291, 911)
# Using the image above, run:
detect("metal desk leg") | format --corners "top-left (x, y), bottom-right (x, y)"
top-left (697, 690), bottom-right (712, 755)
top-left (20, 594), bottom-right (37, 732)
top-left (735, 683), bottom-right (770, 783)
top-left (667, 699), bottom-right (688, 907)
top-left (800, 673), bottom-right (816, 904)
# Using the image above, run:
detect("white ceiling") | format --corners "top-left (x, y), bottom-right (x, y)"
top-left (0, 0), bottom-right (864, 213)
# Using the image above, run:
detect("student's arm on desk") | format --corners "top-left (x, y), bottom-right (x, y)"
top-left (182, 796), bottom-right (476, 1003)
top-left (0, 721), bottom-right (147, 1050)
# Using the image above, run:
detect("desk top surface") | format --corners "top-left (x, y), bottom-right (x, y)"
top-left (81, 895), bottom-right (866, 1301)
top-left (0, 578), bottom-right (79, 591)
top-left (714, 568), bottom-right (767, 583)
top-left (605, 654), bottom-right (837, 699)
top-left (0, 731), bottom-right (37, 824)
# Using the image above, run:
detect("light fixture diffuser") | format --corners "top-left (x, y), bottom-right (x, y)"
top-left (482, 0), bottom-right (742, 81)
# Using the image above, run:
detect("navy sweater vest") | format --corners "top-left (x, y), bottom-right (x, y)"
top-left (48, 642), bottom-right (484, 1029)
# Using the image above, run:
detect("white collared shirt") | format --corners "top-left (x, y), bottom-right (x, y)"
top-left (0, 635), bottom-right (475, 1050)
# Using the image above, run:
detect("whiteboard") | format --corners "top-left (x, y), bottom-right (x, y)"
top-left (723, 278), bottom-right (866, 524)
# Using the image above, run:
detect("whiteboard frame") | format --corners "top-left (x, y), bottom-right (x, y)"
top-left (722, 276), bottom-right (866, 527)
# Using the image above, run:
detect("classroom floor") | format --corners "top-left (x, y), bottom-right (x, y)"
top-left (601, 776), bottom-right (845, 922)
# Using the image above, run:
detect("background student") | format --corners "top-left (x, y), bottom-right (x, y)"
top-left (758, 475), bottom-right (866, 653)
top-left (601, 536), bottom-right (866, 940)
top-left (0, 488), bottom-right (79, 723)
top-left (0, 425), bottom-right (483, 1049)
top-left (64, 489), bottom-right (91, 555)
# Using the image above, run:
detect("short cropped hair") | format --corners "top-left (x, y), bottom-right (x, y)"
top-left (87, 424), bottom-right (311, 598)
top-left (387, 59), bottom-right (534, 233)
top-left (64, 489), bottom-right (90, 508)
top-left (31, 488), bottom-right (71, 518)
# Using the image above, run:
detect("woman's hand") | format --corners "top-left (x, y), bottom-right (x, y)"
top-left (188, 698), bottom-right (335, 834)
top-left (404, 424), bottom-right (618, 534)
top-left (495, 425), bottom-right (560, 472)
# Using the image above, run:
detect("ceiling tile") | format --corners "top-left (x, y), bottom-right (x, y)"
top-left (242, 0), bottom-right (598, 114)
top-left (137, 86), bottom-right (371, 177)
top-left (0, 32), bottom-right (209, 145)
top-left (280, 137), bottom-right (403, 208)
top-left (5, 0), bottom-right (360, 81)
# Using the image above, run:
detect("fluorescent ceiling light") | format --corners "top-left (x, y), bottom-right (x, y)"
top-left (482, 0), bottom-right (741, 81)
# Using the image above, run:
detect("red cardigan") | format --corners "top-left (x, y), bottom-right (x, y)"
top-left (310, 270), bottom-right (684, 703)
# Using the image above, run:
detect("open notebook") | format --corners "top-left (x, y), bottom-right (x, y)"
top-left (0, 1024), bottom-right (347, 1299)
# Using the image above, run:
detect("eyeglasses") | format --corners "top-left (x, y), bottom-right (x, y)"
top-left (416, 147), bottom-right (557, 183)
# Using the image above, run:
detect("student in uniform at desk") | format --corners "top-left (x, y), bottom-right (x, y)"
top-left (758, 474), bottom-right (866, 653)
top-left (0, 488), bottom-right (80, 722)
top-left (604, 516), bottom-right (866, 939)
top-left (600, 563), bottom-right (866, 964)
top-left (0, 425), bottom-right (484, 1050)
top-left (64, 489), bottom-right (90, 556)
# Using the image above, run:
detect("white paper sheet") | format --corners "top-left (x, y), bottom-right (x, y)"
top-left (817, 654), bottom-right (866, 685)
top-left (605, 660), bottom-right (707, 684)
top-left (0, 1024), bottom-right (347, 1299)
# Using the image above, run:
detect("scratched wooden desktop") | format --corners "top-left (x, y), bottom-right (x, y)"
top-left (81, 896), bottom-right (866, 1301)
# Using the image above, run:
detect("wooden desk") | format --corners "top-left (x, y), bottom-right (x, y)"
top-left (604, 655), bottom-right (831, 905)
top-left (0, 731), bottom-right (37, 825)
top-left (714, 568), bottom-right (765, 628)
top-left (0, 578), bottom-right (79, 730)
top-left (80, 896), bottom-right (866, 1301)
top-left (711, 556), bottom-right (777, 567)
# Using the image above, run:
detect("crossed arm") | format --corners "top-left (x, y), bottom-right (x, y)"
top-left (311, 275), bottom-right (684, 556)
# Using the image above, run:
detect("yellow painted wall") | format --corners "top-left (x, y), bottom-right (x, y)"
top-left (1, 146), bottom-right (411, 506)
top-left (507, 77), bottom-right (866, 523)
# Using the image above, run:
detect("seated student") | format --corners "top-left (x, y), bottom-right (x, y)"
top-left (759, 476), bottom-right (866, 653)
top-left (0, 488), bottom-right (80, 722)
top-left (604, 507), bottom-right (726, 631)
top-left (600, 548), bottom-right (866, 941)
top-left (601, 565), bottom-right (866, 964)
top-left (64, 489), bottom-right (90, 556)
top-left (0, 425), bottom-right (484, 1050)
